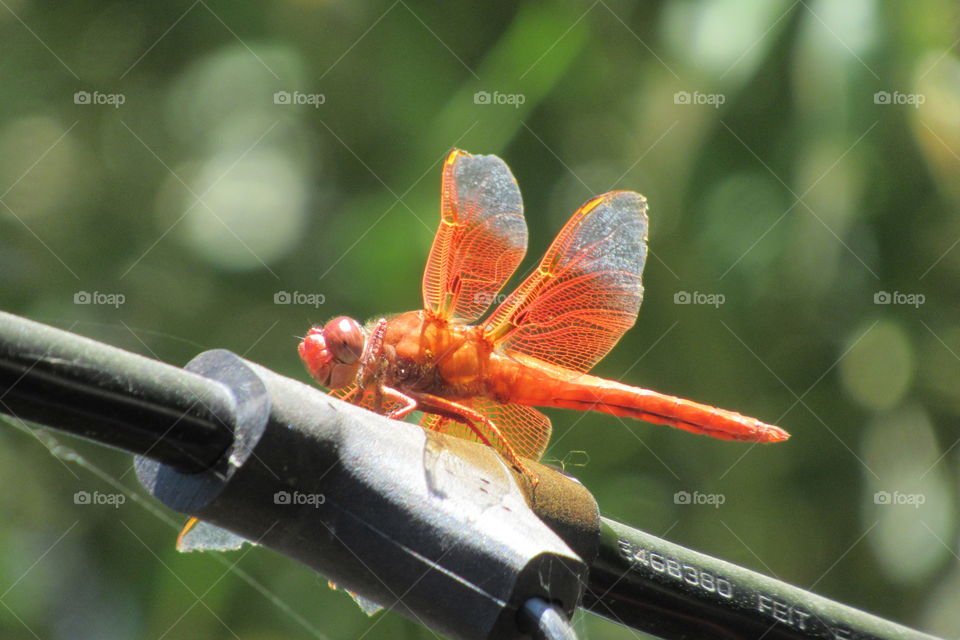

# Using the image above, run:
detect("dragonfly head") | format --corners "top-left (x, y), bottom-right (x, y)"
top-left (299, 316), bottom-right (366, 389)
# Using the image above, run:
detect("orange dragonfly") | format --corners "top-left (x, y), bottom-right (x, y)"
top-left (299, 149), bottom-right (788, 475)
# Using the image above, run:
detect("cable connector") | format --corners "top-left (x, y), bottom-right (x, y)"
top-left (137, 349), bottom-right (592, 640)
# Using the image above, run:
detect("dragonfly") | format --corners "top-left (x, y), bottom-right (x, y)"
top-left (299, 149), bottom-right (789, 476)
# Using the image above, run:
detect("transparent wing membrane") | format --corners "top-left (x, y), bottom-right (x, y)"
top-left (419, 397), bottom-right (552, 461)
top-left (422, 149), bottom-right (528, 322)
top-left (484, 191), bottom-right (648, 374)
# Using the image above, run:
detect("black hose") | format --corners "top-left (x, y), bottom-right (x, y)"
top-left (518, 598), bottom-right (578, 640)
top-left (584, 518), bottom-right (939, 640)
top-left (0, 312), bottom-right (234, 472)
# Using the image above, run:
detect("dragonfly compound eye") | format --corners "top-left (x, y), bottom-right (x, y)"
top-left (323, 316), bottom-right (365, 364)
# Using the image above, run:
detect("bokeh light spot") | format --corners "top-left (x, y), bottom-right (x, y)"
top-left (840, 319), bottom-right (914, 410)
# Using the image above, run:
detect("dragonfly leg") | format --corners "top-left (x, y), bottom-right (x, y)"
top-left (410, 392), bottom-right (537, 483)
top-left (382, 385), bottom-right (419, 420)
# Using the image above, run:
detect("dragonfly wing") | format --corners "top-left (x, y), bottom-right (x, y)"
top-left (329, 382), bottom-right (361, 403)
top-left (484, 191), bottom-right (648, 374)
top-left (420, 397), bottom-right (552, 461)
top-left (422, 149), bottom-right (528, 323)
top-left (177, 518), bottom-right (253, 552)
top-left (330, 383), bottom-right (408, 416)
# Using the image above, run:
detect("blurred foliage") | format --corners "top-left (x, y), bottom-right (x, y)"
top-left (1, 1), bottom-right (959, 638)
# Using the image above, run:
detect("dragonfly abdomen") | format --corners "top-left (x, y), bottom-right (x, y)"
top-left (500, 361), bottom-right (789, 444)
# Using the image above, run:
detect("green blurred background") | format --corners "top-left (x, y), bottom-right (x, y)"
top-left (1, 1), bottom-right (959, 638)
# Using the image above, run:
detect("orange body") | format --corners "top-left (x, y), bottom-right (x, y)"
top-left (300, 149), bottom-right (788, 474)
top-left (373, 310), bottom-right (786, 445)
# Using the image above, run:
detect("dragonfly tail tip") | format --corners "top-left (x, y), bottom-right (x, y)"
top-left (760, 423), bottom-right (790, 443)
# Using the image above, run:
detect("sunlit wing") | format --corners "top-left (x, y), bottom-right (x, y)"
top-left (422, 149), bottom-right (528, 323)
top-left (420, 397), bottom-right (552, 461)
top-left (177, 518), bottom-right (251, 552)
top-left (483, 191), bottom-right (648, 374)
top-left (330, 383), bottom-right (408, 416)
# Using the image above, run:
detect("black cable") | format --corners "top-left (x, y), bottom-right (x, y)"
top-left (518, 598), bottom-right (577, 640)
top-left (0, 313), bottom-right (588, 640)
top-left (584, 518), bottom-right (939, 640)
top-left (0, 312), bottom-right (234, 472)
